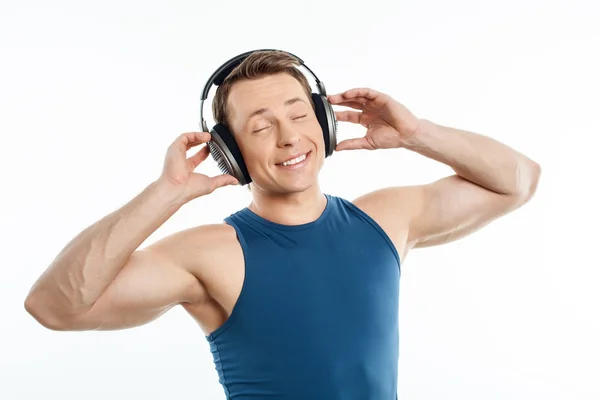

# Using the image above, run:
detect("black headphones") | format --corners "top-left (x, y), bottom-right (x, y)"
top-left (199, 49), bottom-right (338, 185)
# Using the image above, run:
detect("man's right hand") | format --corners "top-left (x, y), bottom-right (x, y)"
top-left (158, 132), bottom-right (239, 204)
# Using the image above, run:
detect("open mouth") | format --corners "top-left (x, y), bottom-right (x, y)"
top-left (276, 151), bottom-right (311, 170)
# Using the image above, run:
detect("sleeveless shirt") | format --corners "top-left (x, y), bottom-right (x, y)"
top-left (205, 194), bottom-right (401, 399)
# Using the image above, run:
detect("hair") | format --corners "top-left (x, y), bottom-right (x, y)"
top-left (211, 50), bottom-right (314, 132)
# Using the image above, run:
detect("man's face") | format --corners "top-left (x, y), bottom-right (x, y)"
top-left (227, 73), bottom-right (325, 194)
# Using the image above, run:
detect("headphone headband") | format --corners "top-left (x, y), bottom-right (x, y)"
top-left (199, 49), bottom-right (327, 132)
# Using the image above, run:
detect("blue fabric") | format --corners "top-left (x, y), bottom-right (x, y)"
top-left (206, 194), bottom-right (401, 399)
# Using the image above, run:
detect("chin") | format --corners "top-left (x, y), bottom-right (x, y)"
top-left (254, 173), bottom-right (320, 196)
top-left (281, 179), bottom-right (316, 194)
top-left (262, 177), bottom-right (317, 195)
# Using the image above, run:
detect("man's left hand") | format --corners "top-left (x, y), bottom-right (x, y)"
top-left (328, 88), bottom-right (421, 151)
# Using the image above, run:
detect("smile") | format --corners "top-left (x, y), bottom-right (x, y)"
top-left (282, 153), bottom-right (307, 166)
top-left (276, 151), bottom-right (311, 170)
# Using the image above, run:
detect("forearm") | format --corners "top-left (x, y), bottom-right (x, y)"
top-left (25, 180), bottom-right (184, 318)
top-left (405, 119), bottom-right (540, 197)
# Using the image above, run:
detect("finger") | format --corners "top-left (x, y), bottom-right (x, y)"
top-left (187, 132), bottom-right (212, 148)
top-left (334, 98), bottom-right (387, 111)
top-left (335, 111), bottom-right (372, 128)
top-left (180, 131), bottom-right (209, 143)
top-left (330, 91), bottom-right (390, 110)
top-left (335, 110), bottom-right (361, 123)
top-left (209, 174), bottom-right (239, 192)
top-left (170, 132), bottom-right (210, 159)
top-left (188, 145), bottom-right (210, 169)
top-left (333, 100), bottom-right (365, 110)
top-left (335, 137), bottom-right (373, 151)
top-left (175, 132), bottom-right (211, 150)
top-left (328, 88), bottom-right (380, 104)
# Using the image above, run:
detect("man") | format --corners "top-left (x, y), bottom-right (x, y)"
top-left (24, 50), bottom-right (541, 399)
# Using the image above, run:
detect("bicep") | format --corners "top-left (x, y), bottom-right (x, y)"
top-left (408, 174), bottom-right (520, 249)
top-left (77, 248), bottom-right (206, 331)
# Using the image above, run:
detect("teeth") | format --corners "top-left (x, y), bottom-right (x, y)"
top-left (282, 153), bottom-right (306, 166)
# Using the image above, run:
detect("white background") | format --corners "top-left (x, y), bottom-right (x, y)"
top-left (1, 0), bottom-right (598, 399)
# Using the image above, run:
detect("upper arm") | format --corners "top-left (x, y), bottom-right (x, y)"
top-left (404, 174), bottom-right (526, 249)
top-left (354, 174), bottom-right (533, 260)
top-left (73, 228), bottom-right (214, 331)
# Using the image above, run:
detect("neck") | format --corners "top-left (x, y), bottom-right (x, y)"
top-left (247, 183), bottom-right (327, 226)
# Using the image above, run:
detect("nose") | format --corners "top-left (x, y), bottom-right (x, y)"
top-left (276, 120), bottom-right (301, 148)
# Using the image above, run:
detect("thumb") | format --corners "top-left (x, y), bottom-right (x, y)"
top-left (208, 174), bottom-right (239, 192)
top-left (335, 137), bottom-right (372, 151)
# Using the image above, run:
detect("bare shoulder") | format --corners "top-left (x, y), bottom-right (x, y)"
top-left (351, 186), bottom-right (424, 262)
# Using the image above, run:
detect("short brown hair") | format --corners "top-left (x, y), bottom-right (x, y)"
top-left (211, 50), bottom-right (314, 132)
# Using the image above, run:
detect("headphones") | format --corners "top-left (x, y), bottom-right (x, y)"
top-left (199, 49), bottom-right (338, 185)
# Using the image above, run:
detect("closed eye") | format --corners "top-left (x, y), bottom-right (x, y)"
top-left (252, 115), bottom-right (307, 133)
top-left (253, 125), bottom-right (271, 133)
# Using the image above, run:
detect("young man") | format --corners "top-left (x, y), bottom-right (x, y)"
top-left (24, 50), bottom-right (541, 399)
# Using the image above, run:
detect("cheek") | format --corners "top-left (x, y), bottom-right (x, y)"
top-left (310, 120), bottom-right (326, 149)
top-left (240, 140), bottom-right (272, 169)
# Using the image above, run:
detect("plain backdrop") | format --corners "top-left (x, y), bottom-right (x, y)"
top-left (1, 0), bottom-right (598, 399)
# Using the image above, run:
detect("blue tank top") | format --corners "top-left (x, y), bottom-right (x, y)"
top-left (206, 194), bottom-right (401, 399)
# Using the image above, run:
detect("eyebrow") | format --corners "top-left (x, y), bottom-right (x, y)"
top-left (246, 97), bottom-right (307, 120)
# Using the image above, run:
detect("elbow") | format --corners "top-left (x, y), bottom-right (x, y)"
top-left (525, 160), bottom-right (542, 200)
top-left (514, 160), bottom-right (541, 205)
top-left (24, 293), bottom-right (76, 331)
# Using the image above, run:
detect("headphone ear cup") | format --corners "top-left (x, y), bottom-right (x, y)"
top-left (311, 93), bottom-right (338, 157)
top-left (208, 124), bottom-right (252, 185)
